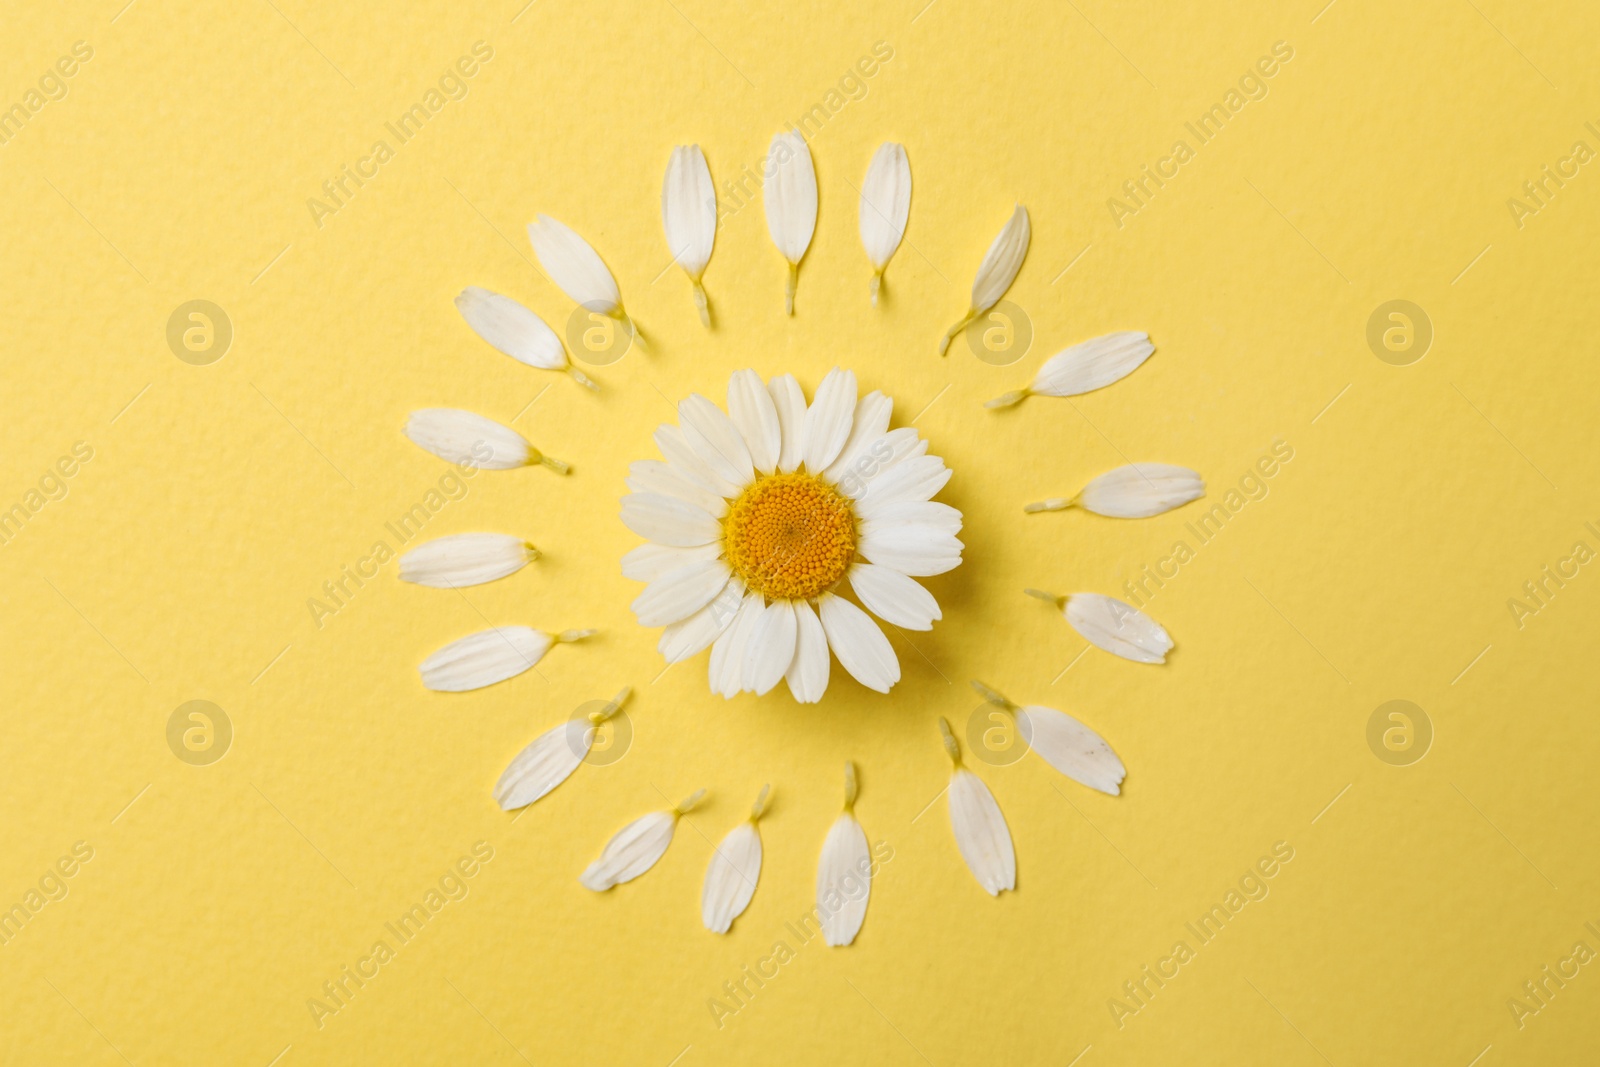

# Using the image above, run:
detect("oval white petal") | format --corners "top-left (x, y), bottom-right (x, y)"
top-left (655, 423), bottom-right (740, 498)
top-left (802, 368), bottom-right (858, 473)
top-left (622, 541), bottom-right (723, 582)
top-left (626, 459), bottom-right (728, 518)
top-left (662, 145), bottom-right (715, 277)
top-left (948, 768), bottom-right (1015, 896)
top-left (580, 810), bottom-right (677, 891)
top-left (660, 576), bottom-right (745, 663)
top-left (702, 821), bottom-right (762, 934)
top-left (859, 142), bottom-right (911, 270)
top-left (838, 428), bottom-right (927, 499)
top-left (631, 558), bottom-right (732, 627)
top-left (1032, 332), bottom-right (1155, 397)
top-left (823, 391), bottom-right (893, 484)
top-left (785, 599), bottom-right (830, 703)
top-left (494, 719), bottom-right (591, 809)
top-left (420, 626), bottom-right (553, 692)
top-left (709, 592), bottom-right (763, 697)
top-left (817, 593), bottom-right (900, 694)
top-left (855, 455), bottom-right (951, 517)
top-left (1016, 705), bottom-right (1126, 796)
top-left (454, 287), bottom-right (567, 371)
top-left (405, 409), bottom-right (530, 470)
top-left (727, 369), bottom-right (782, 474)
top-left (1065, 593), bottom-right (1174, 664)
top-left (856, 525), bottom-right (963, 577)
top-left (527, 214), bottom-right (620, 313)
top-left (741, 599), bottom-right (798, 696)
top-left (768, 374), bottom-right (807, 473)
top-left (399, 533), bottom-right (535, 588)
top-left (849, 564), bottom-right (941, 630)
top-left (971, 204), bottom-right (1030, 312)
top-left (858, 500), bottom-right (964, 537)
top-left (1077, 463), bottom-right (1204, 518)
top-left (679, 394), bottom-right (755, 489)
top-left (817, 812), bottom-right (872, 946)
top-left (764, 131), bottom-right (818, 264)
top-left (620, 493), bottom-right (722, 547)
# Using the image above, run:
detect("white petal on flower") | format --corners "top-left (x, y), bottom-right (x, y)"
top-left (817, 593), bottom-right (900, 694)
top-left (655, 424), bottom-right (740, 498)
top-left (1065, 593), bottom-right (1174, 664)
top-left (527, 214), bottom-right (621, 313)
top-left (702, 820), bottom-right (763, 934)
top-left (823, 391), bottom-right (893, 484)
top-left (859, 143), bottom-right (911, 280)
top-left (728, 369), bottom-right (782, 474)
top-left (679, 394), bottom-right (755, 489)
top-left (493, 718), bottom-right (591, 810)
top-left (1075, 463), bottom-right (1204, 518)
top-left (708, 592), bottom-right (763, 697)
top-left (454, 287), bottom-right (568, 371)
top-left (1031, 332), bottom-right (1155, 398)
top-left (849, 564), bottom-right (941, 631)
top-left (785, 599), bottom-right (830, 703)
top-left (621, 542), bottom-right (723, 582)
top-left (405, 409), bottom-right (530, 470)
top-left (858, 500), bottom-right (964, 538)
top-left (768, 374), bottom-right (807, 473)
top-left (802, 368), bottom-right (858, 473)
top-left (627, 459), bottom-right (728, 518)
top-left (660, 575), bottom-right (745, 663)
top-left (419, 626), bottom-right (554, 692)
top-left (856, 455), bottom-right (951, 518)
top-left (580, 810), bottom-right (678, 891)
top-left (1016, 705), bottom-right (1126, 796)
top-left (631, 558), bottom-right (733, 627)
top-left (816, 812), bottom-right (872, 946)
top-left (857, 525), bottom-right (963, 577)
top-left (765, 131), bottom-right (818, 313)
top-left (399, 533), bottom-right (536, 588)
top-left (972, 204), bottom-right (1030, 312)
top-left (662, 145), bottom-right (715, 277)
top-left (742, 599), bottom-right (798, 696)
top-left (948, 768), bottom-right (1016, 896)
top-left (620, 493), bottom-right (722, 547)
top-left (838, 428), bottom-right (927, 499)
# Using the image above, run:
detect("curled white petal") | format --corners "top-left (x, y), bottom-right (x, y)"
top-left (702, 820), bottom-right (763, 934)
top-left (454, 287), bottom-right (568, 371)
top-left (1073, 463), bottom-right (1204, 518)
top-left (399, 533), bottom-right (536, 588)
top-left (494, 719), bottom-right (591, 810)
top-left (420, 626), bottom-right (554, 692)
top-left (817, 593), bottom-right (900, 694)
top-left (971, 204), bottom-right (1030, 312)
top-left (528, 214), bottom-right (621, 313)
top-left (405, 409), bottom-right (530, 470)
top-left (817, 812), bottom-right (872, 946)
top-left (948, 768), bottom-right (1015, 896)
top-left (1065, 593), bottom-right (1174, 664)
top-left (1032, 332), bottom-right (1155, 398)
top-left (580, 810), bottom-right (678, 891)
top-left (859, 142), bottom-right (910, 301)
top-left (1016, 705), bottom-right (1126, 796)
top-left (662, 145), bottom-right (715, 277)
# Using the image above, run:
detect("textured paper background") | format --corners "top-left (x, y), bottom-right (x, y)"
top-left (2, 0), bottom-right (1598, 1063)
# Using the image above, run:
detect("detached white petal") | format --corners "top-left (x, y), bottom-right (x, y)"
top-left (494, 689), bottom-right (628, 810)
top-left (1061, 592), bottom-right (1174, 664)
top-left (420, 626), bottom-right (590, 692)
top-left (527, 214), bottom-right (621, 313)
top-left (817, 593), bottom-right (900, 694)
top-left (702, 786), bottom-right (769, 934)
top-left (662, 145), bottom-right (716, 325)
top-left (399, 533), bottom-right (538, 588)
top-left (849, 563), bottom-right (940, 630)
top-left (580, 790), bottom-right (704, 892)
top-left (989, 332), bottom-right (1155, 407)
top-left (817, 764), bottom-right (871, 946)
top-left (939, 718), bottom-right (1014, 896)
top-left (1069, 463), bottom-right (1204, 518)
top-left (768, 374), bottom-right (807, 473)
top-left (454, 287), bottom-right (583, 382)
top-left (859, 143), bottom-right (910, 304)
top-left (406, 409), bottom-right (566, 472)
top-left (1017, 705), bottom-right (1126, 796)
top-left (727, 369), bottom-right (781, 474)
top-left (784, 599), bottom-right (830, 703)
top-left (802, 368), bottom-right (858, 473)
top-left (764, 131), bottom-right (818, 314)
top-left (939, 205), bottom-right (1029, 354)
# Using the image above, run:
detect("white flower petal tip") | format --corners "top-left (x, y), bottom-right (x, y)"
top-left (1073, 463), bottom-right (1204, 518)
top-left (859, 142), bottom-right (910, 305)
top-left (1027, 588), bottom-right (1173, 664)
top-left (663, 145), bottom-right (717, 327)
top-left (939, 719), bottom-right (1016, 896)
top-left (817, 763), bottom-right (872, 946)
top-left (580, 789), bottom-right (705, 892)
top-left (527, 214), bottom-right (646, 348)
top-left (702, 785), bottom-right (770, 934)
top-left (405, 409), bottom-right (569, 473)
top-left (939, 204), bottom-right (1029, 355)
top-left (399, 533), bottom-right (539, 588)
top-left (493, 686), bottom-right (630, 810)
top-left (969, 681), bottom-right (1126, 796)
top-left (763, 131), bottom-right (818, 315)
top-left (419, 625), bottom-right (591, 692)
top-left (989, 331), bottom-right (1156, 406)
top-left (454, 286), bottom-right (592, 389)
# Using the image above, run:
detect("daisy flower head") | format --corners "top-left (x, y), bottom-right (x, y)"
top-left (621, 367), bottom-right (962, 702)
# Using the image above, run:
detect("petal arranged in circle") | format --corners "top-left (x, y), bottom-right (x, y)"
top-left (527, 214), bottom-right (621, 313)
top-left (858, 500), bottom-right (964, 538)
top-left (660, 576), bottom-right (745, 663)
top-left (620, 493), bottom-right (721, 547)
top-left (742, 599), bottom-right (798, 696)
top-left (454, 287), bottom-right (568, 371)
top-left (763, 131), bottom-right (818, 265)
top-left (1065, 593), bottom-right (1174, 664)
top-left (857, 525), bottom-right (963, 577)
top-left (728, 369), bottom-right (781, 474)
top-left (702, 821), bottom-right (763, 934)
top-left (817, 593), bottom-right (900, 694)
top-left (708, 592), bottom-right (763, 697)
top-left (859, 142), bottom-right (911, 271)
top-left (849, 563), bottom-right (941, 631)
top-left (399, 533), bottom-right (537, 588)
top-left (970, 204), bottom-right (1030, 313)
top-left (948, 768), bottom-right (1015, 896)
top-left (420, 626), bottom-right (554, 692)
top-left (662, 144), bottom-right (715, 277)
top-left (802, 368), bottom-right (858, 473)
top-left (494, 719), bottom-right (592, 810)
top-left (679, 394), bottom-right (756, 489)
top-left (631, 558), bottom-right (733, 627)
top-left (621, 542), bottom-right (724, 582)
top-left (580, 810), bottom-right (678, 891)
top-left (1016, 705), bottom-right (1126, 796)
top-left (816, 812), bottom-right (872, 946)
top-left (1076, 463), bottom-right (1204, 518)
top-left (655, 424), bottom-right (740, 498)
top-left (823, 391), bottom-right (893, 485)
top-left (785, 599), bottom-right (830, 703)
top-left (838, 428), bottom-right (928, 500)
top-left (405, 409), bottom-right (531, 470)
top-left (768, 373), bottom-right (807, 474)
top-left (627, 459), bottom-right (727, 518)
top-left (856, 455), bottom-right (951, 517)
top-left (1031, 332), bottom-right (1155, 397)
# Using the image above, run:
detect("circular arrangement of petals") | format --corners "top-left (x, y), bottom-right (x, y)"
top-left (621, 368), bottom-right (962, 702)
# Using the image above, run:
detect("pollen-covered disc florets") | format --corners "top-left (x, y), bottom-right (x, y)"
top-left (722, 472), bottom-right (856, 600)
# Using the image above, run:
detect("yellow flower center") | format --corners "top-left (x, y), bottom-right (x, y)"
top-left (722, 472), bottom-right (857, 601)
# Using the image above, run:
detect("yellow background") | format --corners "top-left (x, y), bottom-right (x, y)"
top-left (3, 0), bottom-right (1598, 1063)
